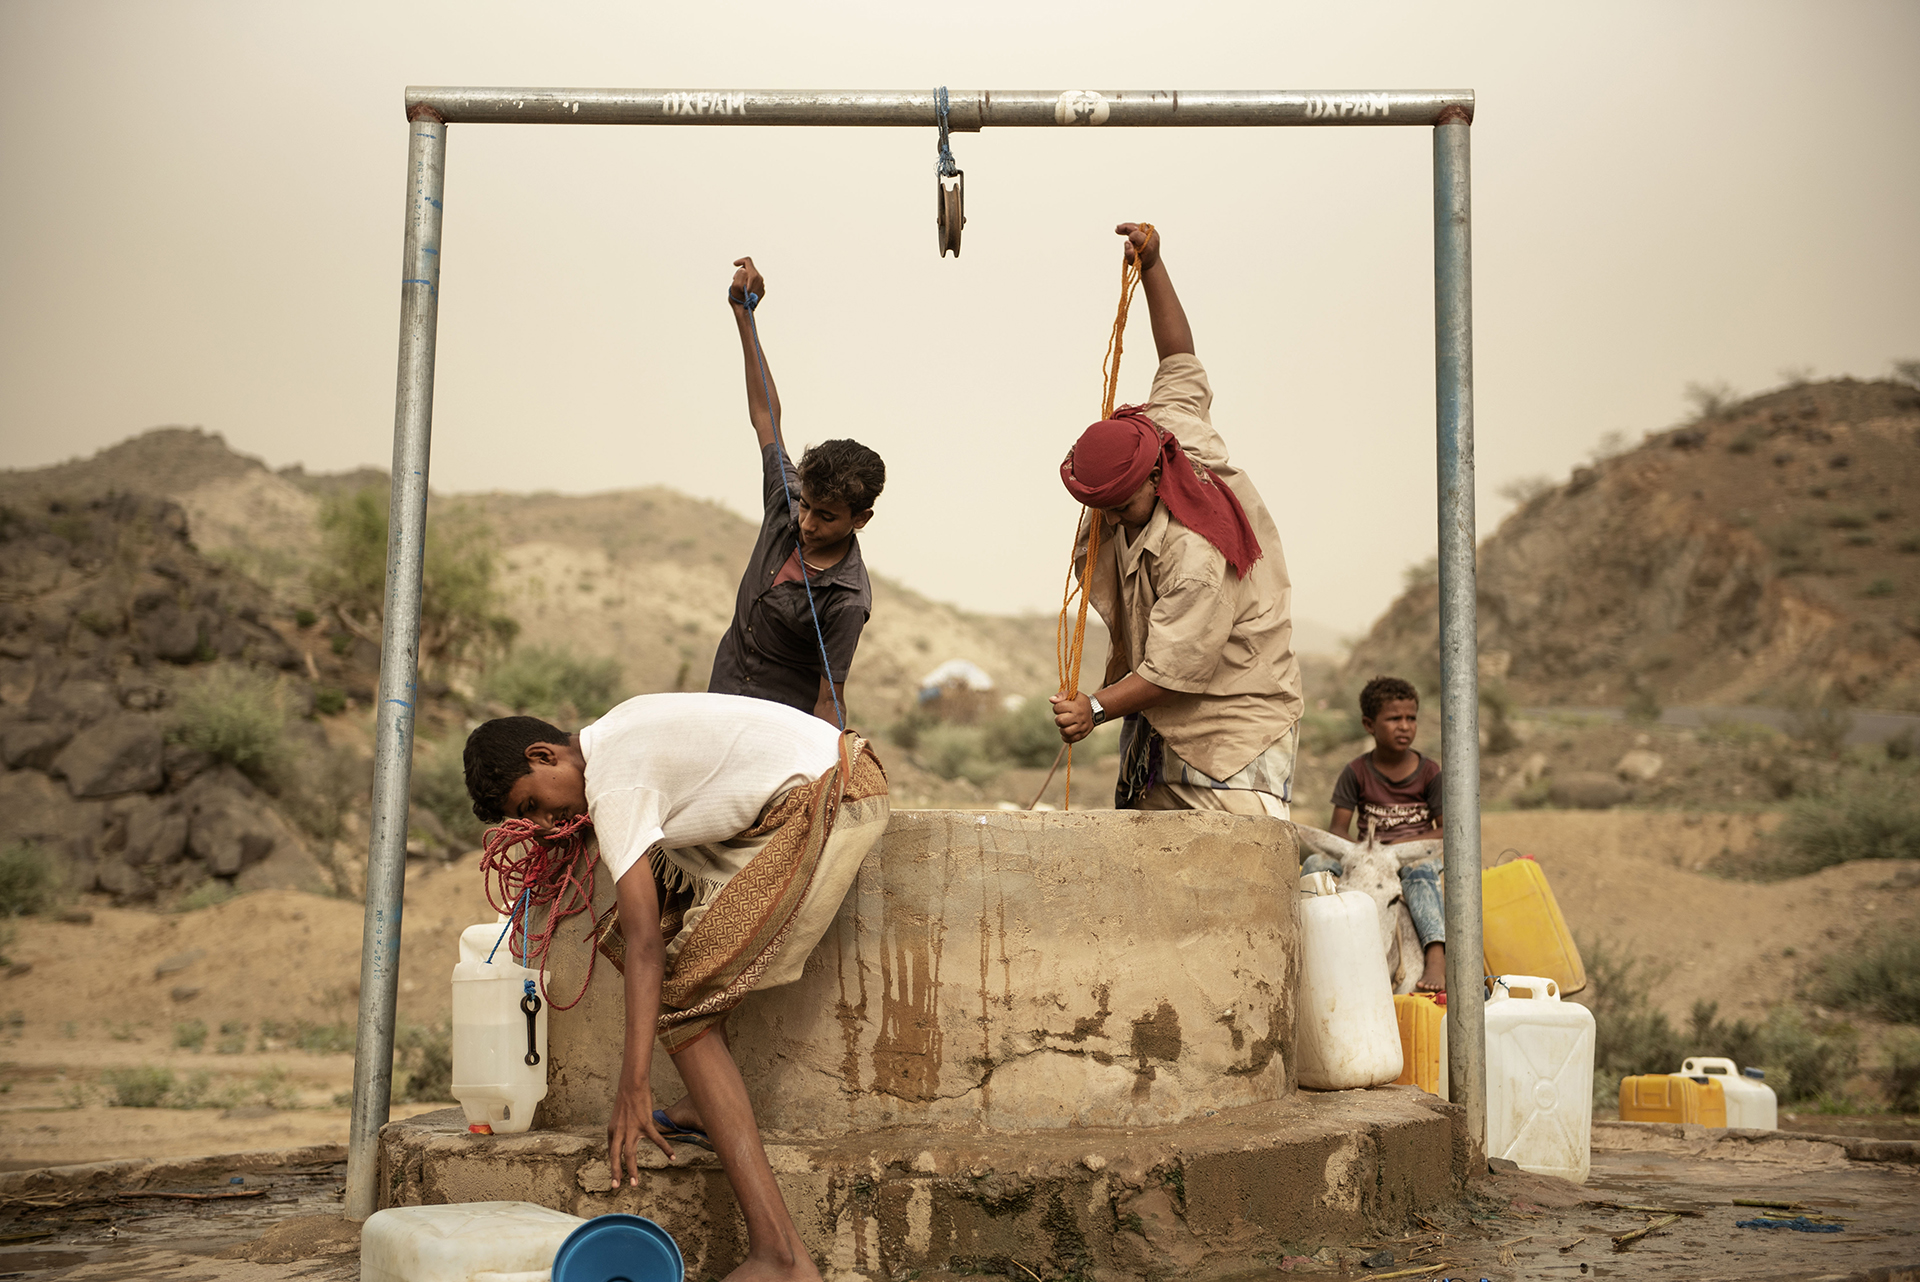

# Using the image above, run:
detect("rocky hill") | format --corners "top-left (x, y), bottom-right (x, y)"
top-left (1345, 378), bottom-right (1920, 711)
top-left (0, 429), bottom-right (1101, 903)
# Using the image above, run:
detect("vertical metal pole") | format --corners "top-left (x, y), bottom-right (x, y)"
top-left (345, 108), bottom-right (447, 1221)
top-left (1433, 107), bottom-right (1485, 1151)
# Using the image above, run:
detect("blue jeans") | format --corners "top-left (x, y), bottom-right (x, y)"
top-left (1300, 853), bottom-right (1447, 949)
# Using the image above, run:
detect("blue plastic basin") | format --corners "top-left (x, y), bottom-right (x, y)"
top-left (550, 1213), bottom-right (684, 1282)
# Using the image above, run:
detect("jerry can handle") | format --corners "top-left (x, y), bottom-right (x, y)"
top-left (1681, 1055), bottom-right (1737, 1076)
top-left (1486, 974), bottom-right (1560, 1002)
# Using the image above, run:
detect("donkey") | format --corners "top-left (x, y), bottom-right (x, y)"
top-left (1293, 822), bottom-right (1445, 994)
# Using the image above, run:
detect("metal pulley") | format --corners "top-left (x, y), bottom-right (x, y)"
top-left (933, 86), bottom-right (966, 258)
top-left (937, 170), bottom-right (965, 257)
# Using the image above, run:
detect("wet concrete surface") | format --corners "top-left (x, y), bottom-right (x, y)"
top-left (0, 1134), bottom-right (1914, 1280)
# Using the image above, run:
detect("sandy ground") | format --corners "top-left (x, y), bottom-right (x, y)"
top-left (1, 811), bottom-right (1914, 1169)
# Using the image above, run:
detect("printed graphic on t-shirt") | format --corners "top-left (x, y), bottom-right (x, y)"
top-left (1330, 752), bottom-right (1443, 843)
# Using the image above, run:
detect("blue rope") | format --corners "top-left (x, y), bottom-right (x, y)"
top-left (733, 287), bottom-right (846, 730)
top-left (487, 887), bottom-right (530, 965)
top-left (935, 87), bottom-right (958, 177)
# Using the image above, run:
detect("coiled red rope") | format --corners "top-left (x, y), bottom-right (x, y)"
top-left (477, 813), bottom-right (599, 1010)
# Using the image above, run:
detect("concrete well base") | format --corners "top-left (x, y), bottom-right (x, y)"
top-left (379, 1088), bottom-right (1471, 1281)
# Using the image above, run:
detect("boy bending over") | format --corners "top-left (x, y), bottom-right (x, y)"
top-left (464, 693), bottom-right (890, 1281)
top-left (1051, 223), bottom-right (1305, 816)
top-left (709, 257), bottom-right (886, 726)
top-left (1306, 675), bottom-right (1447, 992)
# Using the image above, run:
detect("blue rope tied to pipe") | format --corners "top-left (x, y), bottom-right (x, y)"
top-left (730, 286), bottom-right (846, 730)
top-left (935, 86), bottom-right (958, 177)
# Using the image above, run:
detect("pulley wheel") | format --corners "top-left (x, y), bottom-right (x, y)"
top-left (937, 174), bottom-right (965, 257)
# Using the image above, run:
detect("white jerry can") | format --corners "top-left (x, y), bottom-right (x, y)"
top-left (1295, 871), bottom-right (1404, 1090)
top-left (362, 1201), bottom-right (585, 1282)
top-left (1679, 1055), bottom-right (1778, 1130)
top-left (451, 920), bottom-right (549, 1134)
top-left (1484, 974), bottom-right (1595, 1183)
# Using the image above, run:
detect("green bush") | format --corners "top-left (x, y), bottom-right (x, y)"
top-left (177, 880), bottom-right (235, 912)
top-left (479, 645), bottom-right (622, 723)
top-left (312, 686), bottom-right (347, 716)
top-left (1811, 927), bottom-right (1920, 1024)
top-left (0, 842), bottom-right (58, 917)
top-left (294, 608), bottom-right (319, 629)
top-left (395, 1023), bottom-right (454, 1102)
top-left (1784, 692), bottom-right (1854, 755)
top-left (411, 739), bottom-right (486, 849)
top-left (916, 724), bottom-right (996, 786)
top-left (292, 1021), bottom-right (356, 1054)
top-left (169, 664), bottom-right (287, 779)
top-left (1578, 937), bottom-right (1687, 1108)
top-left (312, 489), bottom-right (519, 668)
top-left (1883, 1029), bottom-right (1920, 1114)
top-left (103, 1066), bottom-right (177, 1108)
top-left (1773, 784), bottom-right (1920, 874)
top-left (173, 1020), bottom-right (208, 1052)
top-left (1299, 709), bottom-right (1364, 756)
top-left (981, 697), bottom-right (1065, 769)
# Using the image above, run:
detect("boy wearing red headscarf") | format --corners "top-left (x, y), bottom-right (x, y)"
top-left (1052, 224), bottom-right (1304, 816)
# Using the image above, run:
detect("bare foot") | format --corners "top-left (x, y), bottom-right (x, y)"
top-left (722, 1249), bottom-right (821, 1281)
top-left (663, 1094), bottom-right (704, 1132)
top-left (1416, 942), bottom-right (1447, 993)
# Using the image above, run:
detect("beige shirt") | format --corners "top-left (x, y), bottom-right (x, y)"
top-left (1080, 353), bottom-right (1304, 781)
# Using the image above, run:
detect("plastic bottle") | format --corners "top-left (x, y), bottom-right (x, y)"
top-left (1392, 992), bottom-right (1449, 1097)
top-left (1481, 855), bottom-right (1586, 995)
top-left (1295, 872), bottom-right (1403, 1090)
top-left (1484, 974), bottom-right (1595, 1183)
top-left (361, 1200), bottom-right (585, 1282)
top-left (1679, 1056), bottom-right (1777, 1129)
top-left (452, 920), bottom-right (549, 1135)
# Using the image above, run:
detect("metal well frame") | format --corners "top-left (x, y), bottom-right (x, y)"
top-left (346, 86), bottom-right (1482, 1219)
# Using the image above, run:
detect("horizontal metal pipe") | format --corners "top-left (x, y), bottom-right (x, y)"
top-left (405, 87), bottom-right (1472, 128)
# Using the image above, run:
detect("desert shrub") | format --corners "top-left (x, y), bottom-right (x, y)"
top-left (916, 724), bottom-right (995, 786)
top-left (1300, 709), bottom-right (1364, 756)
top-left (1773, 784), bottom-right (1920, 875)
top-left (270, 741), bottom-right (370, 847)
top-left (176, 879), bottom-right (235, 912)
top-left (312, 686), bottom-right (347, 715)
top-left (312, 488), bottom-right (518, 668)
top-left (0, 842), bottom-right (59, 917)
top-left (1578, 938), bottom-right (1687, 1108)
top-left (294, 608), bottom-right (319, 629)
top-left (480, 645), bottom-right (622, 722)
top-left (1864, 578), bottom-right (1896, 598)
top-left (293, 1020), bottom-right (356, 1054)
top-left (169, 664), bottom-right (287, 779)
top-left (1888, 730), bottom-right (1916, 762)
top-left (1882, 1029), bottom-right (1920, 1114)
top-left (1810, 926), bottom-right (1920, 1024)
top-left (1757, 1005), bottom-right (1861, 1104)
top-left (103, 1066), bottom-right (177, 1108)
top-left (1402, 556), bottom-right (1438, 589)
top-left (981, 697), bottom-right (1064, 769)
top-left (1624, 681), bottom-right (1662, 725)
top-left (395, 1022), bottom-right (454, 1102)
top-left (216, 1021), bottom-right (248, 1055)
top-left (1684, 379), bottom-right (1737, 419)
top-left (173, 1020), bottom-right (208, 1052)
top-left (411, 739), bottom-right (486, 848)
top-left (1784, 692), bottom-right (1854, 755)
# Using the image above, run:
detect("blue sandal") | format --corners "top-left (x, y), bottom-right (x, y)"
top-left (652, 1109), bottom-right (713, 1150)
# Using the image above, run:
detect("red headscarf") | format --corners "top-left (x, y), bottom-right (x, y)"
top-left (1060, 406), bottom-right (1263, 576)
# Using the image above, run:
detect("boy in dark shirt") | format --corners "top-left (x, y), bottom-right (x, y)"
top-left (1317, 675), bottom-right (1447, 991)
top-left (707, 257), bottom-right (885, 727)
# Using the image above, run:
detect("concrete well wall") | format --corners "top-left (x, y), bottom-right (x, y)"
top-left (536, 809), bottom-right (1299, 1135)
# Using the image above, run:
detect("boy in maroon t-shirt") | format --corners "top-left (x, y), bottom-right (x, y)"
top-left (1320, 676), bottom-right (1447, 991)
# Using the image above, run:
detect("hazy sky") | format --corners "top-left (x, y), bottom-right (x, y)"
top-left (3, 2), bottom-right (1917, 639)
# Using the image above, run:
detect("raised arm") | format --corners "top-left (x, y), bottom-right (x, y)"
top-left (729, 257), bottom-right (783, 452)
top-left (1117, 223), bottom-right (1195, 361)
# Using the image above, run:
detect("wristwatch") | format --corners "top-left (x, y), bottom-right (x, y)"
top-left (1087, 694), bottom-right (1108, 728)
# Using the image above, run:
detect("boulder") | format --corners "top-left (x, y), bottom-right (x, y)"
top-left (234, 828), bottom-right (332, 896)
top-left (1547, 771), bottom-right (1630, 810)
top-left (1, 719), bottom-right (72, 770)
top-left (1614, 749), bottom-right (1664, 782)
top-left (184, 770), bottom-right (279, 876)
top-left (28, 679), bottom-right (117, 729)
top-left (134, 601), bottom-right (204, 662)
top-left (123, 796), bottom-right (190, 868)
top-left (51, 713), bottom-right (166, 798)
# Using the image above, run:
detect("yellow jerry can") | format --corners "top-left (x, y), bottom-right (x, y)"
top-left (1618, 1072), bottom-right (1728, 1126)
top-left (1482, 855), bottom-right (1586, 995)
top-left (1393, 993), bottom-right (1449, 1098)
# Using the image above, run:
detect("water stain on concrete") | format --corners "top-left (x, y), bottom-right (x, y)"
top-left (871, 908), bottom-right (946, 1101)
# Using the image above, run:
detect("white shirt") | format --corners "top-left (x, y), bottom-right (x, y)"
top-left (580, 693), bottom-right (841, 883)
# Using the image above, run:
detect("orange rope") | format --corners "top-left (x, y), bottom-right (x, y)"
top-left (1056, 225), bottom-right (1153, 810)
